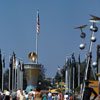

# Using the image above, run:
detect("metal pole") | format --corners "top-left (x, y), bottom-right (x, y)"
top-left (81, 31), bottom-right (94, 100)
top-left (17, 66), bottom-right (19, 90)
top-left (65, 57), bottom-right (68, 92)
top-left (68, 59), bottom-right (71, 100)
top-left (36, 32), bottom-right (38, 64)
top-left (36, 9), bottom-right (40, 64)
top-left (12, 67), bottom-right (14, 90)
top-left (21, 71), bottom-right (23, 90)
top-left (78, 63), bottom-right (80, 87)
top-left (9, 67), bottom-right (10, 90)
top-left (73, 67), bottom-right (75, 93)
top-left (2, 66), bottom-right (3, 91)
top-left (15, 67), bottom-right (16, 89)
top-left (12, 54), bottom-right (14, 90)
top-left (78, 54), bottom-right (80, 87)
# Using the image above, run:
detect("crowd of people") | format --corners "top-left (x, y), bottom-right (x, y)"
top-left (0, 88), bottom-right (71, 100)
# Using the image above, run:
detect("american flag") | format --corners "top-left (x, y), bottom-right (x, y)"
top-left (37, 9), bottom-right (40, 35)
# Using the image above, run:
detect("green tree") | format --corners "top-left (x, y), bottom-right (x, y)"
top-left (54, 71), bottom-right (61, 83)
top-left (54, 59), bottom-right (95, 91)
top-left (37, 65), bottom-right (51, 90)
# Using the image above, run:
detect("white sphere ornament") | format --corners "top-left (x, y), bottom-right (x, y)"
top-left (79, 44), bottom-right (85, 50)
top-left (90, 25), bottom-right (98, 32)
top-left (92, 62), bottom-right (97, 67)
top-left (91, 36), bottom-right (96, 42)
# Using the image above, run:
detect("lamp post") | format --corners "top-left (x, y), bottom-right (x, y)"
top-left (75, 24), bottom-right (87, 88)
top-left (65, 56), bottom-right (71, 99)
top-left (74, 14), bottom-right (100, 100)
top-left (81, 15), bottom-right (99, 100)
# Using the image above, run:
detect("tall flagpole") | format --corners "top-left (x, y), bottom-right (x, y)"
top-left (36, 9), bottom-right (40, 64)
top-left (2, 62), bottom-right (3, 91)
top-left (78, 53), bottom-right (80, 87)
top-left (15, 67), bottom-right (16, 89)
top-left (2, 53), bottom-right (4, 91)
top-left (9, 66), bottom-right (10, 90)
top-left (12, 54), bottom-right (14, 90)
top-left (72, 53), bottom-right (75, 95)
top-left (65, 57), bottom-right (68, 93)
top-left (36, 31), bottom-right (38, 64)
top-left (9, 55), bottom-right (11, 90)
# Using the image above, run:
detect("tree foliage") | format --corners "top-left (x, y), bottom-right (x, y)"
top-left (54, 59), bottom-right (95, 90)
top-left (37, 65), bottom-right (51, 90)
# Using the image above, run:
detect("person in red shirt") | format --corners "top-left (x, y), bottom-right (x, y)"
top-left (58, 91), bottom-right (63, 100)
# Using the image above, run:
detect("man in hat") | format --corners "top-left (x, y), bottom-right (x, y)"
top-left (83, 80), bottom-right (97, 100)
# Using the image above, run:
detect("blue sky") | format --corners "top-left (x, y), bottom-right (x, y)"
top-left (0, 0), bottom-right (100, 77)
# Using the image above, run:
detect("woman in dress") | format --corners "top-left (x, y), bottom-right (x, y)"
top-left (42, 92), bottom-right (47, 100)
top-left (19, 90), bottom-right (25, 100)
top-left (35, 91), bottom-right (41, 100)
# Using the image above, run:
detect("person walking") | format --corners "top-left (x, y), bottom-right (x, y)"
top-left (19, 90), bottom-right (25, 100)
top-left (42, 92), bottom-right (47, 100)
top-left (48, 92), bottom-right (52, 100)
top-left (58, 91), bottom-right (63, 100)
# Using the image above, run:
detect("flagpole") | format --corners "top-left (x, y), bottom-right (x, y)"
top-left (65, 57), bottom-right (68, 93)
top-left (2, 54), bottom-right (5, 91)
top-left (69, 62), bottom-right (71, 99)
top-left (12, 52), bottom-right (15, 90)
top-left (36, 32), bottom-right (38, 64)
top-left (73, 67), bottom-right (75, 93)
top-left (12, 60), bottom-right (14, 90)
top-left (36, 9), bottom-right (40, 64)
top-left (72, 53), bottom-right (75, 96)
top-left (2, 63), bottom-right (3, 91)
top-left (78, 53), bottom-right (80, 87)
top-left (15, 67), bottom-right (16, 89)
top-left (9, 55), bottom-right (11, 91)
top-left (9, 66), bottom-right (10, 90)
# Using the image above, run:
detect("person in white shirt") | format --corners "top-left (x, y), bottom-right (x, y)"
top-left (64, 93), bottom-right (68, 100)
top-left (17, 88), bottom-right (21, 100)
top-left (5, 90), bottom-right (10, 100)
top-left (48, 92), bottom-right (52, 100)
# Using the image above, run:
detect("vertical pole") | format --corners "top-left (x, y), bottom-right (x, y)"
top-left (73, 67), bottom-right (75, 93)
top-left (78, 63), bottom-right (80, 87)
top-left (65, 57), bottom-right (68, 93)
top-left (36, 32), bottom-right (38, 64)
top-left (21, 71), bottom-right (23, 90)
top-left (17, 66), bottom-right (19, 90)
top-left (36, 9), bottom-right (40, 64)
top-left (78, 54), bottom-right (80, 87)
top-left (15, 68), bottom-right (16, 89)
top-left (12, 66), bottom-right (14, 90)
top-left (9, 55), bottom-right (11, 91)
top-left (69, 66), bottom-right (71, 99)
top-left (2, 65), bottom-right (3, 91)
top-left (9, 67), bottom-right (10, 90)
top-left (81, 31), bottom-right (94, 100)
top-left (12, 54), bottom-right (14, 90)
top-left (20, 71), bottom-right (22, 90)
